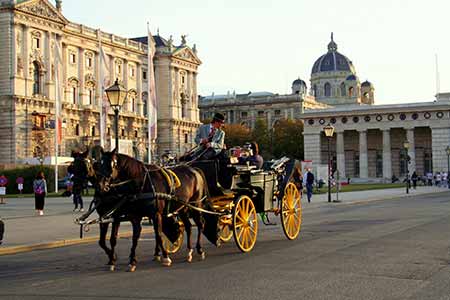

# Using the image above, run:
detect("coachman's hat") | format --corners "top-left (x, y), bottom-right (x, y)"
top-left (212, 112), bottom-right (225, 123)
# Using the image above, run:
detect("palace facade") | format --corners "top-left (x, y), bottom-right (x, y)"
top-left (0, 0), bottom-right (201, 164)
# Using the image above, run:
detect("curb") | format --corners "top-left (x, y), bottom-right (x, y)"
top-left (0, 228), bottom-right (154, 256)
top-left (333, 189), bottom-right (450, 206)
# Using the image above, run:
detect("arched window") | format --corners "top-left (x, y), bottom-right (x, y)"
top-left (340, 82), bottom-right (346, 97)
top-left (324, 82), bottom-right (331, 97)
top-left (348, 87), bottom-right (354, 97)
top-left (142, 92), bottom-right (148, 116)
top-left (313, 84), bottom-right (317, 97)
top-left (33, 61), bottom-right (41, 95)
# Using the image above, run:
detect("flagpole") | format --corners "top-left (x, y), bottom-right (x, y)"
top-left (99, 31), bottom-right (105, 148)
top-left (147, 22), bottom-right (152, 164)
top-left (54, 33), bottom-right (59, 193)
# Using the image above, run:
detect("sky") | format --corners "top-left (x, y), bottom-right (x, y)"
top-left (60, 0), bottom-right (450, 105)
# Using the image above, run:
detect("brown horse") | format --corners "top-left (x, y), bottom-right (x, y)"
top-left (96, 149), bottom-right (209, 267)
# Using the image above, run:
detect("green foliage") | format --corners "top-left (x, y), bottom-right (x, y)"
top-left (0, 166), bottom-right (56, 194)
top-left (223, 124), bottom-right (251, 148)
top-left (272, 119), bottom-right (304, 160)
top-left (251, 118), bottom-right (271, 157)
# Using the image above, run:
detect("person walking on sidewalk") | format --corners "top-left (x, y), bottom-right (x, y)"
top-left (33, 171), bottom-right (47, 216)
top-left (411, 171), bottom-right (418, 189)
top-left (303, 168), bottom-right (315, 203)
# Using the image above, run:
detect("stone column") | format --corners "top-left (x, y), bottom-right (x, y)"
top-left (23, 25), bottom-right (29, 96)
top-left (78, 47), bottom-right (85, 105)
top-left (303, 133), bottom-right (321, 170)
top-left (382, 129), bottom-right (392, 180)
top-left (406, 128), bottom-right (416, 175)
top-left (44, 31), bottom-right (51, 97)
top-left (431, 127), bottom-right (450, 173)
top-left (336, 131), bottom-right (346, 178)
top-left (359, 130), bottom-right (368, 179)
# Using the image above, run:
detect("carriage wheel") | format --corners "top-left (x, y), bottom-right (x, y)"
top-left (218, 216), bottom-right (233, 242)
top-left (281, 182), bottom-right (302, 240)
top-left (233, 195), bottom-right (258, 252)
top-left (161, 225), bottom-right (184, 254)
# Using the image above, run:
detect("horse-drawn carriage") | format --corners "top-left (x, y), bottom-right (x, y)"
top-left (73, 147), bottom-right (302, 271)
top-left (162, 156), bottom-right (303, 254)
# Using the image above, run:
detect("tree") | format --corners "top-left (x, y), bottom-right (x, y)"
top-left (251, 118), bottom-right (271, 157)
top-left (272, 119), bottom-right (304, 159)
top-left (223, 123), bottom-right (251, 148)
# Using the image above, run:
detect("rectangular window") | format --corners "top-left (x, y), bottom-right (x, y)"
top-left (241, 111), bottom-right (248, 118)
top-left (184, 133), bottom-right (188, 144)
top-left (275, 110), bottom-right (281, 116)
top-left (88, 90), bottom-right (94, 105)
top-left (116, 64), bottom-right (121, 75)
top-left (130, 67), bottom-right (135, 78)
top-left (86, 57), bottom-right (92, 68)
top-left (72, 87), bottom-right (77, 104)
top-left (33, 38), bottom-right (40, 49)
top-left (70, 53), bottom-right (76, 64)
top-left (143, 71), bottom-right (147, 80)
top-left (258, 111), bottom-right (265, 117)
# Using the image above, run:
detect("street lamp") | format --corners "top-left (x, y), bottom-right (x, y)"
top-left (403, 141), bottom-right (410, 194)
top-left (105, 79), bottom-right (127, 152)
top-left (323, 124), bottom-right (335, 203)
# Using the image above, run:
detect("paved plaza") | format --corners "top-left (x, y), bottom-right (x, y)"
top-left (0, 185), bottom-right (447, 255)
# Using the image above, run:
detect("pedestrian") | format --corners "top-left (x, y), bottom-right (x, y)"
top-left (435, 172), bottom-right (441, 187)
top-left (303, 168), bottom-right (315, 203)
top-left (426, 172), bottom-right (433, 186)
top-left (16, 176), bottom-right (24, 195)
top-left (411, 171), bottom-right (418, 189)
top-left (442, 172), bottom-right (448, 188)
top-left (0, 217), bottom-right (4, 245)
top-left (0, 174), bottom-right (7, 204)
top-left (33, 171), bottom-right (47, 215)
top-left (72, 176), bottom-right (84, 212)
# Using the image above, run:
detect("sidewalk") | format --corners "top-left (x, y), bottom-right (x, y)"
top-left (0, 186), bottom-right (449, 255)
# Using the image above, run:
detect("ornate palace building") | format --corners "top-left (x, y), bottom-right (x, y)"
top-left (0, 0), bottom-right (201, 164)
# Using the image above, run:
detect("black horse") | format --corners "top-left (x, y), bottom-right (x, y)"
top-left (95, 149), bottom-right (209, 267)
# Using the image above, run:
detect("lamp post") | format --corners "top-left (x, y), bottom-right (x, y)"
top-left (403, 141), bottom-right (410, 194)
top-left (323, 124), bottom-right (335, 203)
top-left (105, 79), bottom-right (127, 152)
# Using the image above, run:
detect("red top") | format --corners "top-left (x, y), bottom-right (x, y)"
top-left (0, 176), bottom-right (8, 187)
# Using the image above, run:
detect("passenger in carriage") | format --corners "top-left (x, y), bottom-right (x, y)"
top-left (239, 142), bottom-right (264, 169)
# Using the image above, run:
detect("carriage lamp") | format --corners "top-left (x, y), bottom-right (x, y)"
top-left (105, 79), bottom-right (127, 152)
top-left (323, 124), bottom-right (334, 203)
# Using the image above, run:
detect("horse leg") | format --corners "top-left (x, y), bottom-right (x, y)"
top-left (155, 209), bottom-right (171, 266)
top-left (151, 214), bottom-right (161, 262)
top-left (192, 211), bottom-right (206, 260)
top-left (180, 214), bottom-right (193, 262)
top-left (98, 223), bottom-right (115, 270)
top-left (128, 217), bottom-right (142, 272)
top-left (108, 220), bottom-right (120, 271)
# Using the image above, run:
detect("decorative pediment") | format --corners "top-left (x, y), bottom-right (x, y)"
top-left (15, 0), bottom-right (69, 25)
top-left (173, 47), bottom-right (202, 65)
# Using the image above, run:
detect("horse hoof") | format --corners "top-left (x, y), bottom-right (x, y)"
top-left (109, 265), bottom-right (116, 272)
top-left (200, 252), bottom-right (206, 261)
top-left (162, 257), bottom-right (172, 267)
top-left (187, 249), bottom-right (194, 263)
top-left (128, 265), bottom-right (137, 272)
top-left (153, 255), bottom-right (161, 262)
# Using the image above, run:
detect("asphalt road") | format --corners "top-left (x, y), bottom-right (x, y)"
top-left (0, 192), bottom-right (449, 300)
